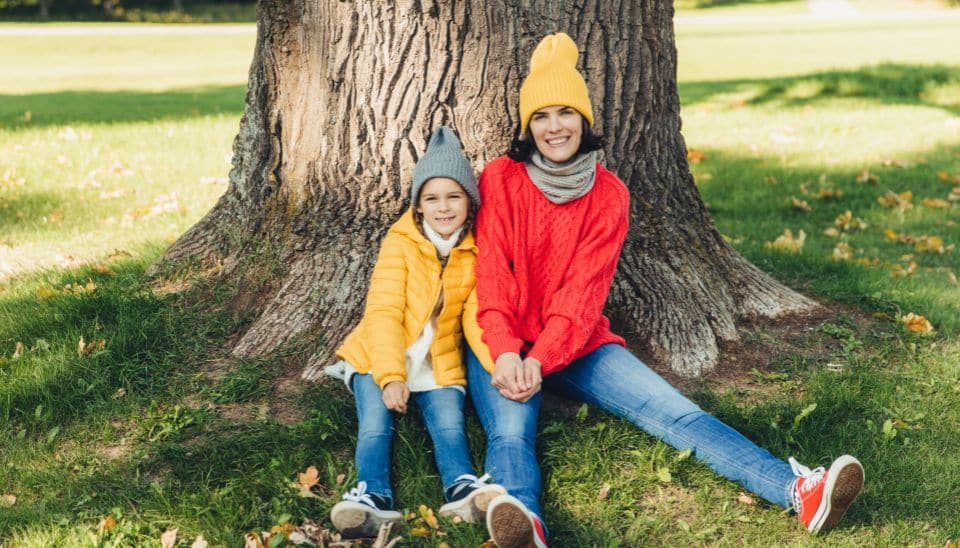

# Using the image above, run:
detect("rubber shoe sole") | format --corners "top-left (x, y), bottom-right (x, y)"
top-left (487, 494), bottom-right (542, 547)
top-left (439, 484), bottom-right (508, 523)
top-left (808, 455), bottom-right (864, 534)
top-left (330, 500), bottom-right (401, 538)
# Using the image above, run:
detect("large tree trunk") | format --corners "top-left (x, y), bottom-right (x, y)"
top-left (153, 0), bottom-right (819, 378)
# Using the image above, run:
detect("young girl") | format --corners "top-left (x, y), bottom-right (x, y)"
top-left (327, 126), bottom-right (505, 538)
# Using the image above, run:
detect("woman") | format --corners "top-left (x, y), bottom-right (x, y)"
top-left (463, 33), bottom-right (864, 547)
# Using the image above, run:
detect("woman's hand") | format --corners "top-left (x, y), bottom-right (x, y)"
top-left (382, 381), bottom-right (410, 413)
top-left (492, 352), bottom-right (524, 396)
top-left (514, 356), bottom-right (542, 403)
top-left (493, 352), bottom-right (542, 402)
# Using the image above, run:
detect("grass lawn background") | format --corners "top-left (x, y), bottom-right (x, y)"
top-left (1, 6), bottom-right (959, 546)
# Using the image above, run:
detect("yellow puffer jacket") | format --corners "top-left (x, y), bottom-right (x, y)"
top-left (337, 209), bottom-right (477, 389)
top-left (463, 288), bottom-right (497, 374)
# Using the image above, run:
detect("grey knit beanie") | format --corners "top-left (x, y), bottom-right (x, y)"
top-left (411, 126), bottom-right (480, 206)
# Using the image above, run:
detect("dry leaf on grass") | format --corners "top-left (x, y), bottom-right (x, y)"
top-left (99, 515), bottom-right (117, 535)
top-left (765, 229), bottom-right (806, 253)
top-left (12, 341), bottom-right (24, 359)
top-left (160, 528), bottom-right (178, 548)
top-left (832, 242), bottom-right (853, 261)
top-left (855, 169), bottom-right (879, 184)
top-left (687, 148), bottom-right (706, 163)
top-left (878, 190), bottom-right (913, 210)
top-left (737, 492), bottom-right (756, 505)
top-left (295, 466), bottom-right (320, 498)
top-left (922, 198), bottom-right (950, 209)
top-left (598, 483), bottom-right (611, 500)
top-left (191, 535), bottom-right (209, 548)
top-left (901, 313), bottom-right (934, 334)
top-left (0, 494), bottom-right (15, 507)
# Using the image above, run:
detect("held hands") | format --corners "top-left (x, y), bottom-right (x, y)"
top-left (492, 352), bottom-right (542, 403)
top-left (382, 381), bottom-right (410, 413)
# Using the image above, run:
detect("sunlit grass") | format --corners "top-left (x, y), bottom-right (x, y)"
top-left (1, 12), bottom-right (959, 547)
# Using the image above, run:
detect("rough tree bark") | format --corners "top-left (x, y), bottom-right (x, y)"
top-left (153, 0), bottom-right (819, 378)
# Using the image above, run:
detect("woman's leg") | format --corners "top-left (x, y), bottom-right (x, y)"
top-left (465, 346), bottom-right (544, 517)
top-left (543, 344), bottom-right (796, 508)
top-left (411, 387), bottom-right (476, 493)
top-left (352, 373), bottom-right (395, 503)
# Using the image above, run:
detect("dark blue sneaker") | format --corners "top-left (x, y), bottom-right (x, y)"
top-left (330, 481), bottom-right (402, 538)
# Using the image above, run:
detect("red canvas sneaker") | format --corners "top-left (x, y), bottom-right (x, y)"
top-left (486, 494), bottom-right (548, 547)
top-left (790, 455), bottom-right (864, 534)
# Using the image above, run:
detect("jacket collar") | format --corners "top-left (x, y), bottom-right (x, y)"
top-left (392, 208), bottom-right (477, 255)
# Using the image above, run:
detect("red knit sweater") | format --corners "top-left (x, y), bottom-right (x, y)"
top-left (475, 155), bottom-right (629, 375)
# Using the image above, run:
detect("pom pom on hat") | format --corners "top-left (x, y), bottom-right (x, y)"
top-left (519, 32), bottom-right (594, 134)
top-left (411, 126), bottom-right (480, 206)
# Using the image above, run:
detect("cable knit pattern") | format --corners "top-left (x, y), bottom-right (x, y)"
top-left (463, 155), bottom-right (629, 375)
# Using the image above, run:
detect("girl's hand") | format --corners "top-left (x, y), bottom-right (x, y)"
top-left (382, 381), bottom-right (410, 413)
top-left (492, 352), bottom-right (524, 396)
top-left (517, 356), bottom-right (542, 402)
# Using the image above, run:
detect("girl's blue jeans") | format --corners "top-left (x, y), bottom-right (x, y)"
top-left (352, 373), bottom-right (475, 503)
top-left (465, 343), bottom-right (797, 519)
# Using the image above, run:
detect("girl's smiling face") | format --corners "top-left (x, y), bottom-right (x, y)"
top-left (528, 105), bottom-right (584, 163)
top-left (417, 177), bottom-right (469, 238)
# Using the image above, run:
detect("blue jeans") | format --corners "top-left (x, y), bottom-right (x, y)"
top-left (466, 344), bottom-right (797, 520)
top-left (352, 373), bottom-right (476, 503)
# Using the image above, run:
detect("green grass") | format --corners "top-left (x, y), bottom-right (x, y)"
top-left (2, 10), bottom-right (960, 547)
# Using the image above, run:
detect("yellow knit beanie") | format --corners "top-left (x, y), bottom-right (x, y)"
top-left (519, 32), bottom-right (594, 134)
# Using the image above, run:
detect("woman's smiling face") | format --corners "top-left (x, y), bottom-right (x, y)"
top-left (528, 105), bottom-right (583, 163)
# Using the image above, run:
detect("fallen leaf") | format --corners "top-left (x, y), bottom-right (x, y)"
top-left (737, 492), bottom-right (756, 506)
top-left (13, 341), bottom-right (24, 359)
top-left (243, 532), bottom-right (265, 548)
top-left (817, 187), bottom-right (843, 200)
top-left (94, 263), bottom-right (112, 274)
top-left (937, 170), bottom-right (952, 182)
top-left (113, 387), bottom-right (127, 399)
top-left (161, 528), bottom-right (178, 548)
top-left (192, 535), bottom-right (209, 548)
top-left (884, 228), bottom-right (899, 242)
top-left (878, 190), bottom-right (913, 210)
top-left (823, 227), bottom-right (840, 238)
top-left (790, 197), bottom-right (811, 211)
top-left (948, 271), bottom-right (958, 286)
top-left (915, 235), bottom-right (945, 254)
top-left (598, 483), bottom-right (611, 500)
top-left (901, 313), bottom-right (934, 334)
top-left (99, 515), bottom-right (117, 535)
top-left (335, 473), bottom-right (345, 485)
top-left (687, 148), bottom-right (706, 164)
top-left (890, 261), bottom-right (917, 278)
top-left (855, 169), bottom-right (879, 184)
top-left (835, 210), bottom-right (867, 231)
top-left (419, 505), bottom-right (439, 529)
top-left (410, 527), bottom-right (431, 537)
top-left (0, 494), bottom-right (15, 507)
top-left (921, 198), bottom-right (950, 209)
top-left (764, 229), bottom-right (806, 254)
top-left (296, 466), bottom-right (320, 498)
top-left (832, 242), bottom-right (853, 261)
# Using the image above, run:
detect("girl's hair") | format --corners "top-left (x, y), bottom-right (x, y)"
top-left (507, 118), bottom-right (605, 162)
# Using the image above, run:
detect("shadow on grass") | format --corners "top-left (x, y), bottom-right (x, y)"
top-left (0, 190), bottom-right (64, 235)
top-left (680, 63), bottom-right (960, 116)
top-left (0, 84), bottom-right (246, 129)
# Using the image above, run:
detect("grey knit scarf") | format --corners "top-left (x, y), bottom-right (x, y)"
top-left (524, 150), bottom-right (598, 204)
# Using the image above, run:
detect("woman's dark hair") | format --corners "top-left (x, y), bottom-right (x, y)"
top-left (507, 118), bottom-right (605, 162)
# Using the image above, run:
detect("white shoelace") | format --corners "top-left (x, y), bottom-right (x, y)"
top-left (448, 472), bottom-right (493, 498)
top-left (788, 457), bottom-right (826, 511)
top-left (342, 480), bottom-right (376, 507)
